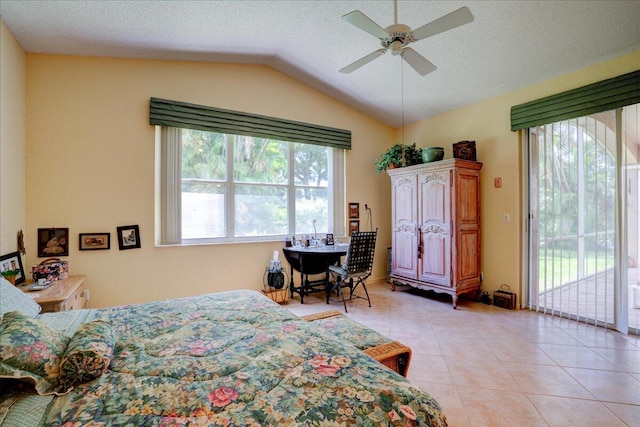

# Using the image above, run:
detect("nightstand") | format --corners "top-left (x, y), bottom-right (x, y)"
top-left (22, 275), bottom-right (87, 312)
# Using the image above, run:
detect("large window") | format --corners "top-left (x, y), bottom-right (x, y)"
top-left (157, 127), bottom-right (345, 244)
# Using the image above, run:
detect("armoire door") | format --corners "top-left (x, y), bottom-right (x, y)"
top-left (418, 169), bottom-right (452, 286)
top-left (456, 170), bottom-right (481, 286)
top-left (391, 174), bottom-right (418, 279)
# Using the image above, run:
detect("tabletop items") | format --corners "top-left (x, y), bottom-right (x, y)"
top-left (286, 233), bottom-right (339, 248)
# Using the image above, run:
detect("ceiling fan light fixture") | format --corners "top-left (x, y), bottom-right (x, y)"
top-left (390, 40), bottom-right (404, 55)
top-left (340, 2), bottom-right (474, 75)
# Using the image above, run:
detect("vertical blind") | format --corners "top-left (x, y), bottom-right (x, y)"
top-left (528, 113), bottom-right (618, 328)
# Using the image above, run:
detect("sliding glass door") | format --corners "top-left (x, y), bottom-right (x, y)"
top-left (527, 104), bottom-right (639, 334)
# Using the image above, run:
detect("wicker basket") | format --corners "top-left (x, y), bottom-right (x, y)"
top-left (363, 341), bottom-right (412, 377)
top-left (300, 310), bottom-right (342, 321)
top-left (301, 310), bottom-right (412, 377)
top-left (262, 267), bottom-right (289, 304)
top-left (263, 288), bottom-right (289, 304)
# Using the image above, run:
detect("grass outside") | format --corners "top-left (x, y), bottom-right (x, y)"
top-left (538, 249), bottom-right (614, 291)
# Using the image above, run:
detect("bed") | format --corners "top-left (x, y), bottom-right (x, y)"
top-left (1, 279), bottom-right (447, 426)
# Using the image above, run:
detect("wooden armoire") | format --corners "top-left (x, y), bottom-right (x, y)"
top-left (387, 159), bottom-right (482, 308)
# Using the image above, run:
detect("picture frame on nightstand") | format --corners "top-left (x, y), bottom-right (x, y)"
top-left (0, 251), bottom-right (26, 285)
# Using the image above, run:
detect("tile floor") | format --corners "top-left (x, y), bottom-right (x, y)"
top-left (284, 282), bottom-right (640, 427)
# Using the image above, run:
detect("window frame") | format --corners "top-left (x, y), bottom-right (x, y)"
top-left (155, 126), bottom-right (345, 246)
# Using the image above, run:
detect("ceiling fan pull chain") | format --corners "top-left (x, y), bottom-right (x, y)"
top-left (401, 59), bottom-right (405, 143)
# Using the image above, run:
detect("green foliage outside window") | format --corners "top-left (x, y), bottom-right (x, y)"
top-left (180, 129), bottom-right (329, 239)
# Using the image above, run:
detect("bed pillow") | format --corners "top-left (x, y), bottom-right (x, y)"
top-left (0, 277), bottom-right (41, 317)
top-left (58, 319), bottom-right (115, 392)
top-left (0, 311), bottom-right (70, 395)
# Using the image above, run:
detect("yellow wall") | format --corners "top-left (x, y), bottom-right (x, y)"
top-left (398, 50), bottom-right (640, 303)
top-left (0, 21), bottom-right (26, 255)
top-left (23, 54), bottom-right (394, 307)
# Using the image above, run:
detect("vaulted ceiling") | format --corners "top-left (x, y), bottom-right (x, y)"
top-left (1, 0), bottom-right (639, 128)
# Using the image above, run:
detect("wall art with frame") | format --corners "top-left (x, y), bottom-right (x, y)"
top-left (117, 225), bottom-right (141, 250)
top-left (0, 251), bottom-right (26, 285)
top-left (37, 228), bottom-right (69, 257)
top-left (79, 233), bottom-right (110, 251)
top-left (349, 220), bottom-right (360, 234)
top-left (348, 202), bottom-right (360, 219)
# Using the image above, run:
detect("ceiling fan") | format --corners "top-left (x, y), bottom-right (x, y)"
top-left (340, 0), bottom-right (474, 76)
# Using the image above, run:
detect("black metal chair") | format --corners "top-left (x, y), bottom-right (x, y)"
top-left (326, 229), bottom-right (377, 312)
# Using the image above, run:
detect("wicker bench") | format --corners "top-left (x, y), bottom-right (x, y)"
top-left (301, 310), bottom-right (412, 377)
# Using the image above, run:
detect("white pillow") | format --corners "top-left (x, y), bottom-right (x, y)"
top-left (0, 277), bottom-right (41, 317)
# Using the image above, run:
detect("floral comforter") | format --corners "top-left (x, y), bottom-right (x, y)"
top-left (7, 290), bottom-right (447, 426)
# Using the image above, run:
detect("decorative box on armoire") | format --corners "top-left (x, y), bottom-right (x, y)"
top-left (387, 159), bottom-right (482, 308)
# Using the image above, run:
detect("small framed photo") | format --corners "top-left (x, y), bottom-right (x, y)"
top-left (0, 251), bottom-right (26, 285)
top-left (79, 233), bottom-right (110, 251)
top-left (349, 220), bottom-right (360, 234)
top-left (37, 228), bottom-right (69, 257)
top-left (348, 202), bottom-right (360, 219)
top-left (326, 233), bottom-right (334, 246)
top-left (117, 225), bottom-right (141, 250)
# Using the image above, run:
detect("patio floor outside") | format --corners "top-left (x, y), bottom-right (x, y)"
top-left (536, 267), bottom-right (639, 334)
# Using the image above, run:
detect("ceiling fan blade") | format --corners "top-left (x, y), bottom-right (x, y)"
top-left (342, 10), bottom-right (389, 39)
top-left (401, 48), bottom-right (437, 76)
top-left (409, 6), bottom-right (474, 41)
top-left (340, 49), bottom-right (387, 74)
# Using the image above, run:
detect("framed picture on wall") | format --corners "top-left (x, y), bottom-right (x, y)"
top-left (79, 233), bottom-right (110, 251)
top-left (117, 225), bottom-right (141, 250)
top-left (348, 202), bottom-right (360, 219)
top-left (37, 228), bottom-right (69, 257)
top-left (0, 251), bottom-right (26, 285)
top-left (349, 220), bottom-right (359, 234)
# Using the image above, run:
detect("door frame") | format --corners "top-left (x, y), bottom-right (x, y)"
top-left (521, 108), bottom-right (630, 334)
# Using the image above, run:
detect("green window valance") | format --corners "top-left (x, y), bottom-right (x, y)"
top-left (511, 69), bottom-right (640, 131)
top-left (149, 97), bottom-right (351, 150)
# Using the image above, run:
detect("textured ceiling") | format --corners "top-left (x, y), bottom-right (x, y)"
top-left (1, 0), bottom-right (639, 128)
